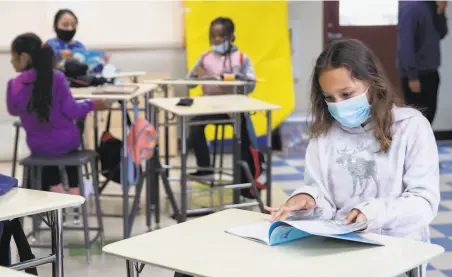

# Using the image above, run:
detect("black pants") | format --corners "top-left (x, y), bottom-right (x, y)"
top-left (41, 164), bottom-right (79, 191)
top-left (189, 114), bottom-right (230, 169)
top-left (401, 70), bottom-right (440, 124)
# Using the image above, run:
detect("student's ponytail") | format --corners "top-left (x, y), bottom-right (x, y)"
top-left (12, 33), bottom-right (55, 123)
top-left (28, 44), bottom-right (54, 123)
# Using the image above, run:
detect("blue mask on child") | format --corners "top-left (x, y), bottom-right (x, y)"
top-left (211, 41), bottom-right (230, 55)
top-left (326, 92), bottom-right (371, 128)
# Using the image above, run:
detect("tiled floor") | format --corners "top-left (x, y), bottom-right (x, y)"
top-left (5, 142), bottom-right (452, 276)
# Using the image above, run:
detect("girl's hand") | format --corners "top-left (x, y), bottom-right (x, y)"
top-left (102, 54), bottom-right (111, 64)
top-left (60, 49), bottom-right (73, 59)
top-left (264, 194), bottom-right (316, 222)
top-left (93, 99), bottom-right (114, 111)
top-left (346, 209), bottom-right (367, 224)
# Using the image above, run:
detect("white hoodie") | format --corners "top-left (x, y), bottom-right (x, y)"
top-left (291, 106), bottom-right (440, 243)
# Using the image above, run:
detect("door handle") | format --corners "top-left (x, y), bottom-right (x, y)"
top-left (327, 32), bottom-right (344, 39)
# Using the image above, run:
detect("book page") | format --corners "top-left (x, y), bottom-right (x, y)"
top-left (225, 221), bottom-right (271, 245)
top-left (283, 220), bottom-right (368, 235)
top-left (269, 225), bottom-right (311, 246)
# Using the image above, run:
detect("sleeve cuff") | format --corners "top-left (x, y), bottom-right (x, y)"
top-left (290, 186), bottom-right (319, 202)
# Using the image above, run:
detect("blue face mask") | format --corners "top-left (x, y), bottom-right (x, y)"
top-left (211, 41), bottom-right (230, 55)
top-left (326, 92), bottom-right (371, 128)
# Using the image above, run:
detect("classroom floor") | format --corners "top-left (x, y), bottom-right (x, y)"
top-left (5, 141), bottom-right (452, 277)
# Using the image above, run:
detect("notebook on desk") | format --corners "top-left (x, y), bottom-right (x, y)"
top-left (225, 219), bottom-right (384, 246)
top-left (92, 84), bottom-right (139, 94)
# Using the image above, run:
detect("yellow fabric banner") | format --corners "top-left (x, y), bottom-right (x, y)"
top-left (184, 1), bottom-right (294, 139)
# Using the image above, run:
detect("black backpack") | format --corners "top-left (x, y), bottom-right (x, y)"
top-left (61, 59), bottom-right (109, 88)
top-left (97, 107), bottom-right (141, 190)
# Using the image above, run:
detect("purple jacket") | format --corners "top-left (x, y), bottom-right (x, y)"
top-left (6, 69), bottom-right (95, 155)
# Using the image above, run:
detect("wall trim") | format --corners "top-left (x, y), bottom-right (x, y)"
top-left (434, 130), bottom-right (452, 141)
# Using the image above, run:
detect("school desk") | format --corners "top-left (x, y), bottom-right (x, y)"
top-left (148, 95), bottom-right (280, 224)
top-left (102, 71), bottom-right (147, 83)
top-left (0, 188), bottom-right (85, 277)
top-left (0, 266), bottom-right (38, 277)
top-left (71, 84), bottom-right (157, 240)
top-left (144, 78), bottom-right (255, 178)
top-left (103, 209), bottom-right (443, 277)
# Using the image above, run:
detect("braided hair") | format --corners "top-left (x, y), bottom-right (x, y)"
top-left (11, 33), bottom-right (54, 123)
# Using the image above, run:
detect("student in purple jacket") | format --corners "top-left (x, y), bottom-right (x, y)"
top-left (7, 33), bottom-right (111, 195)
top-left (398, 1), bottom-right (448, 124)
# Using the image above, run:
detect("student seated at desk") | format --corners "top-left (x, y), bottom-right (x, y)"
top-left (46, 9), bottom-right (110, 74)
top-left (186, 17), bottom-right (256, 180)
top-left (265, 39), bottom-right (439, 276)
top-left (7, 33), bottom-right (111, 195)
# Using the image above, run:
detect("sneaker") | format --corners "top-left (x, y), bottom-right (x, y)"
top-left (188, 171), bottom-right (215, 181)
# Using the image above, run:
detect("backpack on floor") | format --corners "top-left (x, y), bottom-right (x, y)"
top-left (239, 113), bottom-right (267, 199)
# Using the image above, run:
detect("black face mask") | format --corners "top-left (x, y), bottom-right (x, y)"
top-left (56, 28), bottom-right (76, 42)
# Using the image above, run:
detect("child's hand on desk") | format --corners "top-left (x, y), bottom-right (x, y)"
top-left (60, 49), bottom-right (73, 59)
top-left (101, 54), bottom-right (111, 64)
top-left (346, 209), bottom-right (368, 230)
top-left (93, 99), bottom-right (114, 111)
top-left (264, 193), bottom-right (316, 222)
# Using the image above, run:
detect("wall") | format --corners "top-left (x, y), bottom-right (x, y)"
top-left (2, 1), bottom-right (451, 161)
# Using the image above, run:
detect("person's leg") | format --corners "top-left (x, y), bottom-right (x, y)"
top-left (419, 71), bottom-right (440, 124)
top-left (41, 166), bottom-right (64, 193)
top-left (188, 115), bottom-right (213, 178)
top-left (66, 166), bottom-right (80, 195)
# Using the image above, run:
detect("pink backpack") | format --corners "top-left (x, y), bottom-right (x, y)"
top-left (127, 103), bottom-right (158, 185)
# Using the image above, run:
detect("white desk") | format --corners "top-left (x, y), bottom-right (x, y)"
top-left (0, 266), bottom-right (36, 277)
top-left (102, 71), bottom-right (146, 81)
top-left (71, 83), bottom-right (156, 101)
top-left (103, 209), bottom-right (443, 277)
top-left (0, 188), bottom-right (85, 277)
top-left (72, 83), bottom-right (157, 240)
top-left (145, 78), bottom-right (248, 86)
top-left (148, 95), bottom-right (280, 223)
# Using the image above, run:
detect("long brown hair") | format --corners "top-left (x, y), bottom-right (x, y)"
top-left (309, 39), bottom-right (404, 152)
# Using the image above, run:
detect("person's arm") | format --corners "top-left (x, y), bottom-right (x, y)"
top-left (289, 138), bottom-right (337, 220)
top-left (186, 55), bottom-right (204, 89)
top-left (56, 71), bottom-right (95, 119)
top-left (398, 2), bottom-right (420, 81)
top-left (353, 116), bottom-right (440, 232)
top-left (46, 39), bottom-right (63, 61)
top-left (437, 13), bottom-right (448, 39)
top-left (237, 54), bottom-right (256, 94)
top-left (6, 80), bottom-right (20, 116)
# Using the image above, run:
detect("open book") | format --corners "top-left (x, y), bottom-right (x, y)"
top-left (225, 219), bottom-right (384, 246)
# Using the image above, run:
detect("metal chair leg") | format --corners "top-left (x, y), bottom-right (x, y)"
top-left (77, 166), bottom-right (91, 263)
top-left (91, 158), bottom-right (104, 244)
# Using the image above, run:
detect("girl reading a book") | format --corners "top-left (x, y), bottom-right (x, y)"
top-left (265, 39), bottom-right (439, 275)
top-left (7, 33), bottom-right (111, 195)
top-left (46, 9), bottom-right (110, 73)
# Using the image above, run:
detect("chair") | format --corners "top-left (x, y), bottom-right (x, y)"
top-left (20, 150), bottom-right (104, 263)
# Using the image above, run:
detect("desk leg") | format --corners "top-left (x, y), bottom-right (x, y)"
top-left (410, 266), bottom-right (423, 277)
top-left (145, 92), bottom-right (152, 231)
top-left (164, 85), bottom-right (170, 175)
top-left (265, 111), bottom-right (272, 207)
top-left (51, 209), bottom-right (64, 277)
top-left (180, 117), bottom-right (188, 222)
top-left (232, 113), bottom-right (241, 204)
top-left (121, 101), bottom-right (130, 239)
top-left (127, 260), bottom-right (137, 277)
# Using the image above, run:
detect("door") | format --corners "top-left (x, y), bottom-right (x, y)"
top-left (323, 1), bottom-right (401, 96)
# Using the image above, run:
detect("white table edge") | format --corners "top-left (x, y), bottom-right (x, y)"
top-left (144, 79), bottom-right (249, 86)
top-left (0, 188), bottom-right (85, 221)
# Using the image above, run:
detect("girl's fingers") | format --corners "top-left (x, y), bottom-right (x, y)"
top-left (264, 206), bottom-right (279, 212)
top-left (346, 209), bottom-right (360, 224)
top-left (356, 213), bottom-right (367, 223)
